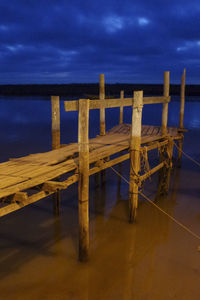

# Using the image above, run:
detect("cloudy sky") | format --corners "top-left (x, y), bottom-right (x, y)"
top-left (0, 0), bottom-right (199, 84)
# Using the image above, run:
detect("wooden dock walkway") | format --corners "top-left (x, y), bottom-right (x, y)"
top-left (0, 70), bottom-right (186, 261)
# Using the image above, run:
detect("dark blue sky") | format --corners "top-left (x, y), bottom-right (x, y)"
top-left (0, 0), bottom-right (199, 84)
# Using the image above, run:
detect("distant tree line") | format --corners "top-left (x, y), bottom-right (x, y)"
top-left (0, 83), bottom-right (199, 97)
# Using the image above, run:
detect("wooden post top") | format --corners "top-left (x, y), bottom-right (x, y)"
top-left (163, 71), bottom-right (170, 97)
top-left (133, 91), bottom-right (143, 109)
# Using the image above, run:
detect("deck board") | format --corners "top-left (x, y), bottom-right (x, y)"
top-left (0, 124), bottom-right (179, 199)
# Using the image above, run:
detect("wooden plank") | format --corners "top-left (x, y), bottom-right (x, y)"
top-left (0, 175), bottom-right (29, 189)
top-left (0, 191), bottom-right (50, 217)
top-left (0, 160), bottom-right (77, 198)
top-left (0, 123), bottom-right (181, 199)
top-left (43, 174), bottom-right (79, 192)
top-left (64, 96), bottom-right (170, 111)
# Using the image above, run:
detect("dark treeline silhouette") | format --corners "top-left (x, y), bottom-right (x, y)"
top-left (0, 83), bottom-right (199, 98)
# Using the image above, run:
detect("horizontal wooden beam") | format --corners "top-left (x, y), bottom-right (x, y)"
top-left (140, 161), bottom-right (165, 182)
top-left (143, 140), bottom-right (169, 152)
top-left (89, 153), bottom-right (130, 176)
top-left (64, 96), bottom-right (170, 112)
top-left (43, 174), bottom-right (79, 192)
top-left (0, 191), bottom-right (49, 217)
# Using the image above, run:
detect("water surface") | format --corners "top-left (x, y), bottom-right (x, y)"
top-left (0, 96), bottom-right (199, 299)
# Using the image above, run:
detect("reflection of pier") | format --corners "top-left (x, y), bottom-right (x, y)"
top-left (0, 70), bottom-right (186, 261)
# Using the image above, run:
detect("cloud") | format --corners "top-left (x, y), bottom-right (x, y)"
top-left (0, 0), bottom-right (199, 83)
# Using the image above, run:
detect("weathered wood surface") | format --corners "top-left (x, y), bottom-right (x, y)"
top-left (51, 96), bottom-right (60, 150)
top-left (0, 124), bottom-right (179, 201)
top-left (179, 68), bottom-right (186, 129)
top-left (119, 90), bottom-right (124, 124)
top-left (64, 96), bottom-right (170, 111)
top-left (129, 91), bottom-right (143, 222)
top-left (162, 71), bottom-right (170, 135)
top-left (99, 74), bottom-right (106, 136)
top-left (78, 99), bottom-right (90, 261)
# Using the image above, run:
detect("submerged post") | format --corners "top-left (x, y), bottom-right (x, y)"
top-left (99, 74), bottom-right (105, 135)
top-left (129, 91), bottom-right (143, 223)
top-left (51, 96), bottom-right (60, 150)
top-left (162, 71), bottom-right (170, 135)
top-left (179, 68), bottom-right (186, 129)
top-left (78, 99), bottom-right (89, 261)
top-left (119, 90), bottom-right (124, 124)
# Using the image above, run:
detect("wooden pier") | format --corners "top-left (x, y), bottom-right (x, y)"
top-left (0, 70), bottom-right (186, 261)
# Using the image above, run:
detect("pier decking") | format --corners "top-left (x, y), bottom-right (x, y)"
top-left (0, 70), bottom-right (186, 261)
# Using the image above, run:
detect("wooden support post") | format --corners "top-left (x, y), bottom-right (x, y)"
top-left (162, 72), bottom-right (170, 135)
top-left (99, 74), bottom-right (105, 135)
top-left (119, 90), bottom-right (124, 124)
top-left (163, 139), bottom-right (174, 194)
top-left (51, 96), bottom-right (61, 215)
top-left (53, 190), bottom-right (60, 216)
top-left (78, 99), bottom-right (89, 261)
top-left (178, 69), bottom-right (186, 167)
top-left (129, 91), bottom-right (143, 223)
top-left (51, 96), bottom-right (60, 149)
top-left (177, 137), bottom-right (184, 168)
top-left (179, 68), bottom-right (186, 129)
top-left (157, 139), bottom-right (174, 197)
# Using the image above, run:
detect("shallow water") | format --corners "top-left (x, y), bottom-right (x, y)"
top-left (0, 96), bottom-right (200, 299)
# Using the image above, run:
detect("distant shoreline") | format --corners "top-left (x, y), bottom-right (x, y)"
top-left (0, 83), bottom-right (199, 97)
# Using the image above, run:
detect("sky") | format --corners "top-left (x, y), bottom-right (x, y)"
top-left (0, 0), bottom-right (200, 84)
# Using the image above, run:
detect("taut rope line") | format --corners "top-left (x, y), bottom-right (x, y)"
top-left (108, 163), bottom-right (200, 246)
top-left (173, 142), bottom-right (200, 168)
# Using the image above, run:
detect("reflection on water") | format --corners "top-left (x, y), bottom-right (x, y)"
top-left (0, 96), bottom-right (199, 299)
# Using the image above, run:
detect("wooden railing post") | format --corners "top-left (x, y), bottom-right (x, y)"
top-left (119, 90), bottom-right (124, 124)
top-left (99, 74), bottom-right (105, 135)
top-left (51, 96), bottom-right (61, 215)
top-left (78, 99), bottom-right (89, 261)
top-left (51, 96), bottom-right (60, 150)
top-left (129, 91), bottom-right (143, 223)
top-left (178, 69), bottom-right (186, 167)
top-left (179, 68), bottom-right (186, 129)
top-left (162, 71), bottom-right (170, 135)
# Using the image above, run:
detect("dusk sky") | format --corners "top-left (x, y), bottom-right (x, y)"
top-left (0, 0), bottom-right (200, 84)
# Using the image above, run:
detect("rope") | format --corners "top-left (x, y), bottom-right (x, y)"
top-left (108, 164), bottom-right (200, 247)
top-left (139, 191), bottom-right (200, 242)
top-left (173, 142), bottom-right (200, 168)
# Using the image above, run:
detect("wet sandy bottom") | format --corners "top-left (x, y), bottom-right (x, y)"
top-left (0, 130), bottom-right (199, 300)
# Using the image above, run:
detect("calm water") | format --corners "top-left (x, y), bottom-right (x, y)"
top-left (0, 96), bottom-right (199, 300)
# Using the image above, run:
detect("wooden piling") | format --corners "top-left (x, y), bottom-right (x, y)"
top-left (53, 190), bottom-right (60, 216)
top-left (163, 138), bottom-right (174, 194)
top-left (51, 96), bottom-right (60, 150)
top-left (177, 137), bottom-right (184, 168)
top-left (177, 69), bottom-right (186, 167)
top-left (179, 68), bottom-right (186, 129)
top-left (99, 74), bottom-right (105, 135)
top-left (51, 96), bottom-right (61, 215)
top-left (78, 99), bottom-right (89, 261)
top-left (157, 138), bottom-right (174, 196)
top-left (129, 91), bottom-right (143, 223)
top-left (119, 90), bottom-right (124, 124)
top-left (162, 72), bottom-right (170, 135)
